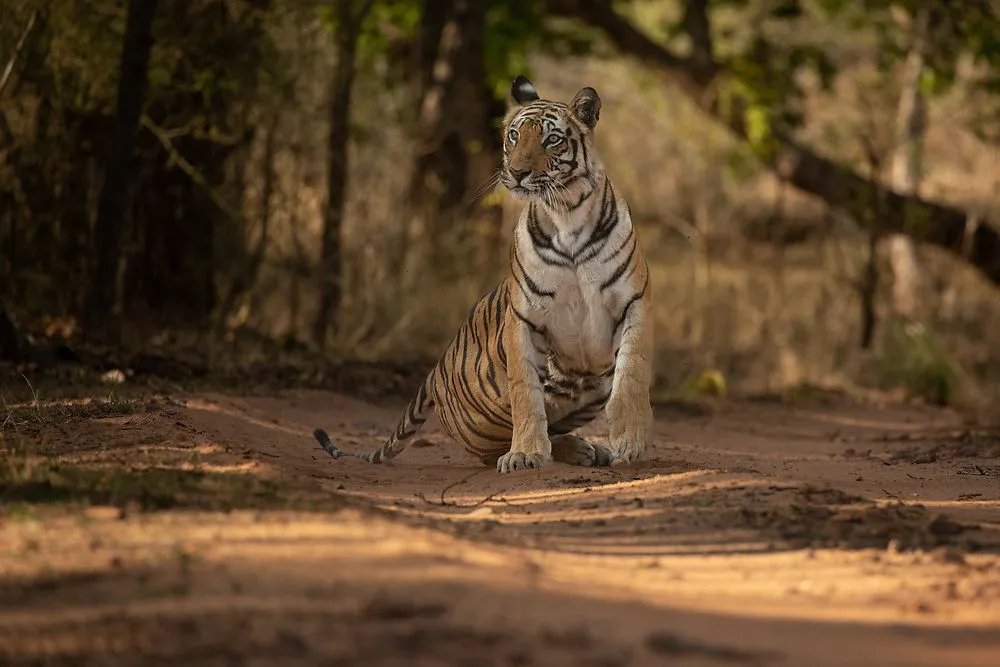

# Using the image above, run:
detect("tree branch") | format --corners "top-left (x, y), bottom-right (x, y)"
top-left (0, 9), bottom-right (39, 99)
top-left (681, 0), bottom-right (714, 80)
top-left (549, 0), bottom-right (1000, 287)
top-left (141, 115), bottom-right (242, 223)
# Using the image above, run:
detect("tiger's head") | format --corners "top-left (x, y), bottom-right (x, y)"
top-left (500, 75), bottom-right (602, 203)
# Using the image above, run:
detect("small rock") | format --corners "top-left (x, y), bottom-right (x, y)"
top-left (928, 514), bottom-right (965, 537)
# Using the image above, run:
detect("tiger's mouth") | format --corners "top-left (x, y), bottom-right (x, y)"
top-left (501, 173), bottom-right (549, 200)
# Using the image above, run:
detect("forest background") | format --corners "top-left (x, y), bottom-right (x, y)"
top-left (1, 0), bottom-right (999, 410)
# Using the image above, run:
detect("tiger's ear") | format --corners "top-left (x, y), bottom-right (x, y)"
top-left (511, 75), bottom-right (540, 106)
top-left (570, 86), bottom-right (601, 129)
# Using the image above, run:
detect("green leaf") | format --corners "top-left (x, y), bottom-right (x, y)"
top-left (745, 104), bottom-right (771, 148)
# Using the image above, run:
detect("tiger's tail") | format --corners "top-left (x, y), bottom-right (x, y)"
top-left (312, 369), bottom-right (436, 464)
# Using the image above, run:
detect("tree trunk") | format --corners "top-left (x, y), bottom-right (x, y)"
top-left (0, 299), bottom-right (28, 362)
top-left (312, 0), bottom-right (373, 349)
top-left (887, 5), bottom-right (931, 320)
top-left (860, 155), bottom-right (885, 349)
top-left (215, 109), bottom-right (279, 335)
top-left (405, 0), bottom-right (499, 282)
top-left (85, 0), bottom-right (159, 337)
top-left (549, 0), bottom-right (1000, 288)
top-left (407, 0), bottom-right (470, 263)
top-left (0, 9), bottom-right (39, 99)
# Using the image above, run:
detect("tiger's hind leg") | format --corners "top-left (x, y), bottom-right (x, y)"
top-left (550, 434), bottom-right (613, 468)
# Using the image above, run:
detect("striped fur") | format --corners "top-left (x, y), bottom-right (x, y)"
top-left (312, 76), bottom-right (653, 473)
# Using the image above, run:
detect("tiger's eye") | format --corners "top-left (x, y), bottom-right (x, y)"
top-left (507, 129), bottom-right (519, 144)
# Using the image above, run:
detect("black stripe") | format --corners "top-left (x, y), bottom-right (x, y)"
top-left (576, 180), bottom-right (619, 262)
top-left (602, 229), bottom-right (633, 264)
top-left (548, 392), bottom-right (611, 434)
top-left (527, 204), bottom-right (574, 266)
top-left (454, 325), bottom-right (512, 426)
top-left (456, 371), bottom-right (514, 431)
top-left (565, 183), bottom-right (596, 212)
top-left (600, 235), bottom-right (638, 291)
top-left (613, 272), bottom-right (649, 334)
top-left (438, 368), bottom-right (508, 446)
top-left (545, 386), bottom-right (576, 400)
top-left (513, 246), bottom-right (555, 298)
top-left (511, 305), bottom-right (543, 333)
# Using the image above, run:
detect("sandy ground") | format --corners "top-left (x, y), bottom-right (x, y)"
top-left (2, 388), bottom-right (999, 666)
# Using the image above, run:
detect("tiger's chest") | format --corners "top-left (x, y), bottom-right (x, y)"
top-left (539, 269), bottom-right (618, 373)
top-left (511, 192), bottom-right (639, 376)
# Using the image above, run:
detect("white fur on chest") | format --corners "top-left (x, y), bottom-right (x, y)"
top-left (515, 209), bottom-right (635, 374)
top-left (542, 267), bottom-right (616, 372)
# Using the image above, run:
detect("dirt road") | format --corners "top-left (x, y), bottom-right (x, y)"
top-left (2, 388), bottom-right (999, 666)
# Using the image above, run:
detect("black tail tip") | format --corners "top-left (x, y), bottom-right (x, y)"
top-left (313, 427), bottom-right (343, 459)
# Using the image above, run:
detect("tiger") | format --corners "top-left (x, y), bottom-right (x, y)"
top-left (312, 75), bottom-right (653, 473)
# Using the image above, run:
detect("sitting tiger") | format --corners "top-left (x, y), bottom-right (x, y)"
top-left (312, 75), bottom-right (653, 473)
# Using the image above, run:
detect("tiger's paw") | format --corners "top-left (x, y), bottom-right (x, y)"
top-left (607, 397), bottom-right (652, 467)
top-left (497, 450), bottom-right (552, 474)
top-left (551, 435), bottom-right (613, 467)
top-left (609, 437), bottom-right (646, 466)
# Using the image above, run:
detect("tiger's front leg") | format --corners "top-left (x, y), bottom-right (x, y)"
top-left (497, 311), bottom-right (552, 473)
top-left (606, 291), bottom-right (654, 466)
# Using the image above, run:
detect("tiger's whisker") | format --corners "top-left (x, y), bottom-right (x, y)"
top-left (470, 170), bottom-right (502, 204)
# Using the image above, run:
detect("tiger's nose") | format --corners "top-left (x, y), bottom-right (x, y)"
top-left (509, 168), bottom-right (530, 183)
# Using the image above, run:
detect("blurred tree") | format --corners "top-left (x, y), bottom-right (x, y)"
top-left (887, 2), bottom-right (931, 321)
top-left (356, 0), bottom-right (593, 285)
top-left (0, 299), bottom-right (29, 361)
top-left (127, 1), bottom-right (275, 329)
top-left (548, 0), bottom-right (1000, 288)
top-left (405, 0), bottom-right (498, 279)
top-left (0, 6), bottom-right (38, 99)
top-left (314, 0), bottom-right (375, 349)
top-left (85, 0), bottom-right (160, 338)
top-left (0, 0), bottom-right (283, 335)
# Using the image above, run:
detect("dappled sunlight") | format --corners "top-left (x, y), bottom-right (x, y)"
top-left (917, 499), bottom-right (1000, 511)
top-left (183, 397), bottom-right (315, 440)
top-left (379, 501), bottom-right (666, 528)
top-left (431, 468), bottom-right (725, 505)
top-left (799, 410), bottom-right (961, 432)
top-left (58, 442), bottom-right (223, 463)
top-left (2, 507), bottom-right (997, 635)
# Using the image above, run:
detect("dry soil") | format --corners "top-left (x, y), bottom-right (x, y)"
top-left (1, 388), bottom-right (999, 666)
